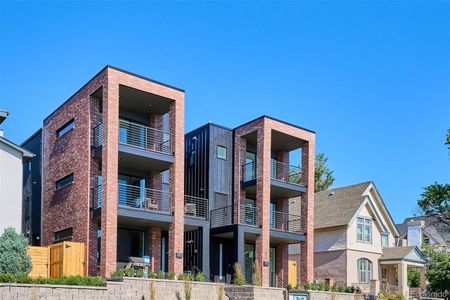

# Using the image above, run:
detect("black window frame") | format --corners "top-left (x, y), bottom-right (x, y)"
top-left (54, 227), bottom-right (73, 242)
top-left (55, 173), bottom-right (74, 190)
top-left (56, 118), bottom-right (75, 138)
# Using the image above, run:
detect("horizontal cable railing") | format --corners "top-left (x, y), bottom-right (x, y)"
top-left (91, 185), bottom-right (102, 210)
top-left (210, 206), bottom-right (233, 228)
top-left (184, 195), bottom-right (208, 220)
top-left (271, 210), bottom-right (302, 233)
top-left (242, 161), bottom-right (256, 182)
top-left (92, 123), bottom-right (103, 148)
top-left (119, 119), bottom-right (172, 155)
top-left (239, 203), bottom-right (261, 227)
top-left (118, 183), bottom-right (172, 213)
top-left (271, 160), bottom-right (302, 185)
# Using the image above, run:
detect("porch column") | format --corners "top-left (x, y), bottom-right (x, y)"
top-left (419, 267), bottom-right (427, 290)
top-left (255, 125), bottom-right (271, 287)
top-left (202, 226), bottom-right (210, 278)
top-left (398, 261), bottom-right (408, 296)
top-left (234, 227), bottom-right (245, 272)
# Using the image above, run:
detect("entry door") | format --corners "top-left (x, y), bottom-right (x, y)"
top-left (245, 199), bottom-right (256, 225)
top-left (244, 244), bottom-right (255, 284)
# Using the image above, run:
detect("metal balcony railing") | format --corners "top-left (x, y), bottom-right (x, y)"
top-left (242, 161), bottom-right (256, 182)
top-left (119, 119), bottom-right (172, 155)
top-left (210, 206), bottom-right (233, 228)
top-left (270, 210), bottom-right (302, 233)
top-left (91, 185), bottom-right (102, 210)
top-left (92, 123), bottom-right (103, 148)
top-left (118, 183), bottom-right (172, 213)
top-left (239, 203), bottom-right (261, 227)
top-left (271, 160), bottom-right (302, 185)
top-left (184, 195), bottom-right (208, 220)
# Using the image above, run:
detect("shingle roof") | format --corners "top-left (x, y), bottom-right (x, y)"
top-left (380, 246), bottom-right (419, 261)
top-left (314, 181), bottom-right (372, 230)
top-left (396, 216), bottom-right (449, 246)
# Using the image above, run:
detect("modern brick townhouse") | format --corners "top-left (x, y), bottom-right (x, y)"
top-left (21, 66), bottom-right (315, 286)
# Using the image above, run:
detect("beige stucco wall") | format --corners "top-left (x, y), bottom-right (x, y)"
top-left (346, 250), bottom-right (381, 285)
top-left (314, 250), bottom-right (347, 284)
top-left (0, 142), bottom-right (23, 233)
top-left (315, 227), bottom-right (347, 252)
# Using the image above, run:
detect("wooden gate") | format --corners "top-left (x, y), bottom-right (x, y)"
top-left (28, 246), bottom-right (50, 278)
top-left (288, 260), bottom-right (297, 286)
top-left (28, 242), bottom-right (86, 278)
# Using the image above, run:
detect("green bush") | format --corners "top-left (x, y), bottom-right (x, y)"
top-left (233, 263), bottom-right (245, 286)
top-left (136, 269), bottom-right (144, 278)
top-left (111, 269), bottom-right (125, 278)
top-left (148, 271), bottom-right (155, 278)
top-left (157, 270), bottom-right (165, 279)
top-left (378, 291), bottom-right (406, 300)
top-left (194, 272), bottom-right (206, 282)
top-left (0, 274), bottom-right (105, 286)
top-left (0, 227), bottom-right (32, 275)
top-left (167, 272), bottom-right (176, 280)
top-left (124, 268), bottom-right (135, 277)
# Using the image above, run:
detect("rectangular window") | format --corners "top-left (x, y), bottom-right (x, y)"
top-left (56, 173), bottom-right (74, 190)
top-left (56, 119), bottom-right (74, 138)
top-left (381, 233), bottom-right (389, 247)
top-left (217, 145), bottom-right (227, 160)
top-left (54, 227), bottom-right (73, 241)
top-left (357, 217), bottom-right (372, 243)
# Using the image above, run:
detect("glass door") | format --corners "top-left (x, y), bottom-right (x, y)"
top-left (269, 247), bottom-right (276, 287)
top-left (245, 199), bottom-right (256, 225)
top-left (244, 244), bottom-right (255, 284)
top-left (270, 202), bottom-right (277, 229)
top-left (245, 152), bottom-right (256, 181)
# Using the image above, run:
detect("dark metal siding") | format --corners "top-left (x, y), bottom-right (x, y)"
top-left (22, 129), bottom-right (42, 246)
top-left (208, 125), bottom-right (233, 211)
top-left (184, 125), bottom-right (209, 199)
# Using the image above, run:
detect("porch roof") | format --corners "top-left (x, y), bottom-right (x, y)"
top-left (379, 246), bottom-right (426, 264)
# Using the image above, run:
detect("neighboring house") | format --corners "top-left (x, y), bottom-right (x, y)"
top-left (0, 110), bottom-right (34, 234)
top-left (20, 66), bottom-right (315, 287)
top-left (186, 118), bottom-right (315, 287)
top-left (397, 216), bottom-right (449, 251)
top-left (314, 182), bottom-right (426, 296)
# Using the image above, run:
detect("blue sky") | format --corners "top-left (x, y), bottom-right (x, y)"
top-left (1, 1), bottom-right (449, 223)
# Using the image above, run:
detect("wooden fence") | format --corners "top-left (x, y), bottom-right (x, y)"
top-left (28, 242), bottom-right (86, 278)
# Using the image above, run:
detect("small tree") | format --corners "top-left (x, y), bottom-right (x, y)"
top-left (422, 245), bottom-right (450, 296)
top-left (408, 269), bottom-right (420, 288)
top-left (315, 152), bottom-right (335, 192)
top-left (252, 262), bottom-right (261, 286)
top-left (417, 182), bottom-right (450, 227)
top-left (0, 227), bottom-right (32, 275)
top-left (446, 129), bottom-right (450, 150)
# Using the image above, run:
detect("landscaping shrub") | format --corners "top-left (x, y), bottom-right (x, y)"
top-left (157, 270), bottom-right (165, 279)
top-left (0, 274), bottom-right (105, 286)
top-left (148, 271), bottom-right (155, 279)
top-left (167, 272), bottom-right (176, 280)
top-left (298, 282), bottom-right (359, 294)
top-left (233, 263), bottom-right (245, 286)
top-left (111, 269), bottom-right (125, 278)
top-left (378, 291), bottom-right (406, 300)
top-left (194, 272), bottom-right (206, 282)
top-left (252, 262), bottom-right (261, 286)
top-left (0, 227), bottom-right (32, 275)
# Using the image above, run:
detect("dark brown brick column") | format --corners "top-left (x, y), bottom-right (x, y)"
top-left (100, 71), bottom-right (119, 277)
top-left (233, 136), bottom-right (247, 224)
top-left (255, 124), bottom-right (271, 287)
top-left (168, 99), bottom-right (184, 275)
top-left (300, 140), bottom-right (315, 284)
top-left (148, 227), bottom-right (162, 272)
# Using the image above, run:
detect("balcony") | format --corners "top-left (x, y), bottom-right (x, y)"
top-left (90, 183), bottom-right (172, 214)
top-left (184, 195), bottom-right (208, 220)
top-left (91, 120), bottom-right (174, 171)
top-left (241, 160), bottom-right (306, 198)
top-left (270, 210), bottom-right (302, 233)
top-left (210, 204), bottom-right (261, 229)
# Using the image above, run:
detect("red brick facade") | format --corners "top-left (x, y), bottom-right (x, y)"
top-left (41, 66), bottom-right (184, 277)
top-left (234, 116), bottom-right (315, 286)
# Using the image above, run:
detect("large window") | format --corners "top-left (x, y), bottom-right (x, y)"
top-left (56, 119), bottom-right (74, 138)
top-left (381, 233), bottom-right (389, 247)
top-left (54, 227), bottom-right (73, 242)
top-left (357, 217), bottom-right (372, 243)
top-left (357, 258), bottom-right (372, 283)
top-left (217, 145), bottom-right (227, 160)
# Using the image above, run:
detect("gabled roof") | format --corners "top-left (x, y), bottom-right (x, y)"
top-left (0, 110), bottom-right (8, 125)
top-left (380, 246), bottom-right (426, 264)
top-left (397, 216), bottom-right (449, 246)
top-left (0, 136), bottom-right (34, 158)
top-left (314, 181), bottom-right (372, 230)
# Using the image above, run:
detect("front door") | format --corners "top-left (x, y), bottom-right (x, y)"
top-left (244, 244), bottom-right (255, 284)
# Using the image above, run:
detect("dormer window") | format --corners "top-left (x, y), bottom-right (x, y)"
top-left (357, 217), bottom-right (372, 243)
top-left (381, 233), bottom-right (389, 247)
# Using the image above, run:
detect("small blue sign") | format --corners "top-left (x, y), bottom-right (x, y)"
top-left (143, 256), bottom-right (151, 266)
top-left (289, 292), bottom-right (308, 300)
